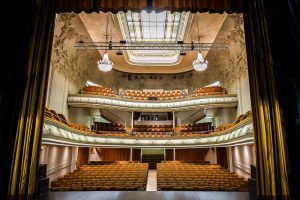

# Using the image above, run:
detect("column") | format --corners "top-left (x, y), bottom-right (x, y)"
top-left (130, 148), bottom-right (133, 161)
top-left (214, 147), bottom-right (217, 164)
top-left (172, 111), bottom-right (175, 129)
top-left (228, 146), bottom-right (233, 172)
top-left (131, 111), bottom-right (134, 131)
top-left (140, 149), bottom-right (143, 163)
top-left (164, 149), bottom-right (166, 161)
top-left (173, 148), bottom-right (176, 161)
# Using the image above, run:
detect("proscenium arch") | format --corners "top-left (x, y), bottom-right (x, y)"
top-left (1, 0), bottom-right (296, 199)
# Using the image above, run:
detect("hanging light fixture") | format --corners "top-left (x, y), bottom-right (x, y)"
top-left (193, 52), bottom-right (208, 71)
top-left (98, 13), bottom-right (113, 72)
top-left (192, 14), bottom-right (208, 72)
top-left (98, 51), bottom-right (113, 72)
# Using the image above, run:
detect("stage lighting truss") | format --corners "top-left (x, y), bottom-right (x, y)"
top-left (74, 41), bottom-right (228, 51)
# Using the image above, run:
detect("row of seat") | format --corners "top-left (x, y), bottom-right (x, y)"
top-left (157, 162), bottom-right (248, 191)
top-left (78, 86), bottom-right (228, 100)
top-left (80, 86), bottom-right (114, 97)
top-left (45, 108), bottom-right (252, 139)
top-left (120, 89), bottom-right (187, 100)
top-left (45, 107), bottom-right (90, 132)
top-left (92, 122), bottom-right (125, 132)
top-left (192, 86), bottom-right (227, 97)
top-left (50, 163), bottom-right (148, 191)
top-left (180, 122), bottom-right (212, 132)
top-left (216, 110), bottom-right (252, 131)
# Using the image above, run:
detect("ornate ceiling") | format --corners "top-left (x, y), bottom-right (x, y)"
top-left (51, 11), bottom-right (247, 92)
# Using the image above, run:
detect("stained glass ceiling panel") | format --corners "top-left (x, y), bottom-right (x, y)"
top-left (125, 11), bottom-right (184, 42)
top-left (116, 11), bottom-right (191, 65)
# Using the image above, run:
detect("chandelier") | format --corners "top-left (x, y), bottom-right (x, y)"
top-left (98, 52), bottom-right (113, 72)
top-left (192, 52), bottom-right (208, 71)
top-left (98, 12), bottom-right (113, 72)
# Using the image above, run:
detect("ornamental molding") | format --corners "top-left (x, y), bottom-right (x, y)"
top-left (67, 94), bottom-right (238, 112)
top-left (42, 118), bottom-right (253, 148)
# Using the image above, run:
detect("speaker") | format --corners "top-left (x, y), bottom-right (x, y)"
top-left (248, 178), bottom-right (256, 200)
top-left (250, 164), bottom-right (256, 179)
top-left (38, 164), bottom-right (47, 179)
top-left (38, 178), bottom-right (49, 195)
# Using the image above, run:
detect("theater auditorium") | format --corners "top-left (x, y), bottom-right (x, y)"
top-left (1, 1), bottom-right (299, 200)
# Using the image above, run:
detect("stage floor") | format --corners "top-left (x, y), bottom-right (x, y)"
top-left (46, 191), bottom-right (249, 200)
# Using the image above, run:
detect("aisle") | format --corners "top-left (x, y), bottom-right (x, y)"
top-left (146, 170), bottom-right (157, 191)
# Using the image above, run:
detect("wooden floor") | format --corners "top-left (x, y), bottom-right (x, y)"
top-left (46, 191), bottom-right (249, 200)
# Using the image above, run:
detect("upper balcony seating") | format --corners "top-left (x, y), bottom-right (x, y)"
top-left (92, 122), bottom-right (125, 132)
top-left (50, 162), bottom-right (148, 191)
top-left (216, 110), bottom-right (252, 131)
top-left (44, 108), bottom-right (252, 138)
top-left (157, 162), bottom-right (248, 191)
top-left (192, 86), bottom-right (227, 97)
top-left (133, 124), bottom-right (173, 132)
top-left (44, 107), bottom-right (90, 132)
top-left (80, 86), bottom-right (114, 97)
top-left (180, 122), bottom-right (212, 132)
top-left (120, 89), bottom-right (187, 100)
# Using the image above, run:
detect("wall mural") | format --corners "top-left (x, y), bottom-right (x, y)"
top-left (223, 14), bottom-right (248, 92)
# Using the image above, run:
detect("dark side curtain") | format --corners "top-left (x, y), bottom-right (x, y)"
top-left (0, 0), bottom-right (57, 199)
top-left (243, 0), bottom-right (289, 199)
top-left (216, 147), bottom-right (228, 169)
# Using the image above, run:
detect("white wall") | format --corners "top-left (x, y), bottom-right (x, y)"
top-left (89, 147), bottom-right (102, 161)
top-left (236, 73), bottom-right (252, 116)
top-left (68, 107), bottom-right (92, 128)
top-left (39, 144), bottom-right (78, 182)
top-left (46, 68), bottom-right (79, 120)
top-left (231, 144), bottom-right (255, 179)
top-left (214, 107), bottom-right (237, 128)
top-left (204, 148), bottom-right (217, 164)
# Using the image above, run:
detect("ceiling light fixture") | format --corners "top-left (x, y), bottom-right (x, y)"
top-left (192, 14), bottom-right (208, 72)
top-left (98, 52), bottom-right (113, 72)
top-left (193, 52), bottom-right (208, 71)
top-left (98, 13), bottom-right (113, 72)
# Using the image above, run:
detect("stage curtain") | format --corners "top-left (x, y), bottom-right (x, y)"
top-left (77, 147), bottom-right (90, 168)
top-left (4, 0), bottom-right (56, 199)
top-left (57, 0), bottom-right (243, 13)
top-left (132, 149), bottom-right (141, 161)
top-left (175, 149), bottom-right (209, 162)
top-left (166, 149), bottom-right (174, 161)
top-left (99, 148), bottom-right (130, 161)
top-left (153, 0), bottom-right (243, 13)
top-left (243, 0), bottom-right (289, 199)
top-left (57, 0), bottom-right (148, 13)
top-left (216, 147), bottom-right (228, 169)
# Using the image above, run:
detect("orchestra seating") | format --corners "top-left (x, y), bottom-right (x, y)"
top-left (192, 86), bottom-right (227, 97)
top-left (92, 122), bottom-right (125, 132)
top-left (157, 162), bottom-right (248, 191)
top-left (180, 122), bottom-right (212, 132)
top-left (121, 90), bottom-right (187, 100)
top-left (80, 86), bottom-right (114, 97)
top-left (50, 162), bottom-right (148, 191)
